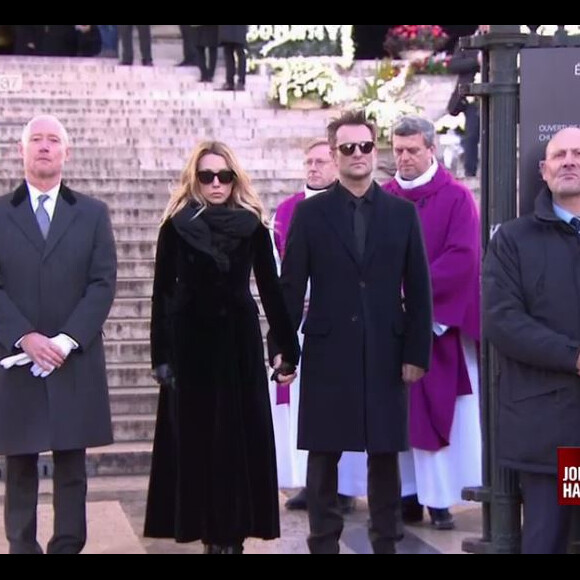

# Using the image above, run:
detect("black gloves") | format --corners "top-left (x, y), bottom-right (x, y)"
top-left (153, 364), bottom-right (175, 389)
top-left (270, 361), bottom-right (296, 383)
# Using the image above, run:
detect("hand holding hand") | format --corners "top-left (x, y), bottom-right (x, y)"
top-left (271, 358), bottom-right (297, 386)
top-left (153, 364), bottom-right (175, 389)
top-left (21, 333), bottom-right (66, 372)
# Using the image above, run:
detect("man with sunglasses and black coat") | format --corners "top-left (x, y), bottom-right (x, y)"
top-left (271, 110), bottom-right (433, 554)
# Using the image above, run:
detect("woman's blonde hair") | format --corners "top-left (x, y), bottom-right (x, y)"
top-left (162, 141), bottom-right (268, 225)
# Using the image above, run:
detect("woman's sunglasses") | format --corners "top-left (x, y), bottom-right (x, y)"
top-left (336, 142), bottom-right (376, 157)
top-left (197, 170), bottom-right (236, 185)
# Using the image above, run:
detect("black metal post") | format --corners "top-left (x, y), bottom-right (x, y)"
top-left (460, 24), bottom-right (527, 554)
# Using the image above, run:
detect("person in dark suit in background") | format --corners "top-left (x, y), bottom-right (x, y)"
top-left (273, 109), bottom-right (433, 554)
top-left (13, 25), bottom-right (44, 55)
top-left (41, 25), bottom-right (78, 57)
top-left (0, 115), bottom-right (117, 554)
top-left (178, 25), bottom-right (199, 67)
top-left (118, 25), bottom-right (153, 66)
top-left (218, 25), bottom-right (248, 91)
top-left (192, 25), bottom-right (218, 83)
top-left (447, 25), bottom-right (489, 178)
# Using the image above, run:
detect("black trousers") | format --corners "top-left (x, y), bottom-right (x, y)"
top-left (307, 452), bottom-right (401, 554)
top-left (118, 25), bottom-right (152, 65)
top-left (179, 25), bottom-right (198, 64)
top-left (223, 43), bottom-right (246, 86)
top-left (197, 47), bottom-right (218, 82)
top-left (5, 450), bottom-right (88, 555)
top-left (520, 471), bottom-right (574, 554)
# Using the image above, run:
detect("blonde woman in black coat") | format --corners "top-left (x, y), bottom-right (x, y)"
top-left (144, 141), bottom-right (299, 555)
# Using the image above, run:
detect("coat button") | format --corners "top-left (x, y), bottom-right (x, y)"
top-left (352, 316), bottom-right (359, 323)
top-left (360, 281), bottom-right (366, 289)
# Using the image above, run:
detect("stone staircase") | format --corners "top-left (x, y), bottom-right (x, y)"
top-left (0, 54), bottom-right (456, 481)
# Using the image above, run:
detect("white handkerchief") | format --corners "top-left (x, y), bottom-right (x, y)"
top-left (0, 353), bottom-right (32, 370)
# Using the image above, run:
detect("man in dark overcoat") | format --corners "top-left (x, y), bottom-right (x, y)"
top-left (483, 127), bottom-right (580, 554)
top-left (0, 115), bottom-right (117, 554)
top-left (275, 110), bottom-right (433, 554)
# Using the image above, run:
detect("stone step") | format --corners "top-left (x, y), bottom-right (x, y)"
top-left (105, 319), bottom-right (150, 341)
top-left (117, 260), bottom-right (154, 279)
top-left (0, 442), bottom-right (153, 480)
top-left (106, 341), bottom-right (150, 364)
top-left (110, 298), bottom-right (151, 320)
top-left (112, 415), bottom-right (157, 443)
top-left (116, 278), bottom-right (153, 298)
top-left (113, 241), bottom-right (156, 261)
top-left (86, 442), bottom-right (152, 477)
top-left (109, 388), bottom-right (159, 416)
top-left (107, 363), bottom-right (154, 389)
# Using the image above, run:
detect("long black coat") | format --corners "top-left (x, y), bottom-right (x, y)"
top-left (218, 25), bottom-right (248, 46)
top-left (144, 214), bottom-right (299, 545)
top-left (191, 25), bottom-right (218, 48)
top-left (483, 189), bottom-right (580, 474)
top-left (280, 183), bottom-right (433, 454)
top-left (0, 183), bottom-right (117, 455)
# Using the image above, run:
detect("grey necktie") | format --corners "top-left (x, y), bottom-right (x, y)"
top-left (35, 194), bottom-right (51, 240)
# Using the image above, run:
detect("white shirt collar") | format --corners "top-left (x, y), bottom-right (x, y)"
top-left (27, 182), bottom-right (61, 220)
top-left (395, 159), bottom-right (439, 191)
top-left (304, 184), bottom-right (330, 199)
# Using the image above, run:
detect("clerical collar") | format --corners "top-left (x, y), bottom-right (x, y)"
top-left (395, 159), bottom-right (439, 190)
top-left (305, 183), bottom-right (333, 199)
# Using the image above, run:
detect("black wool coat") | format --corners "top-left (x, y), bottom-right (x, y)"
top-left (144, 213), bottom-right (299, 545)
top-left (483, 189), bottom-right (580, 474)
top-left (279, 183), bottom-right (433, 455)
top-left (0, 183), bottom-right (117, 455)
top-left (218, 25), bottom-right (248, 46)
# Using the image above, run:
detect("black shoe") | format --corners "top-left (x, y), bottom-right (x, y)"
top-left (235, 82), bottom-right (246, 91)
top-left (285, 488), bottom-right (308, 511)
top-left (203, 544), bottom-right (222, 554)
top-left (177, 60), bottom-right (196, 67)
top-left (118, 61), bottom-right (133, 66)
top-left (220, 543), bottom-right (244, 555)
top-left (218, 83), bottom-right (235, 91)
top-left (427, 507), bottom-right (455, 530)
top-left (402, 494), bottom-right (424, 524)
top-left (142, 60), bottom-right (153, 67)
top-left (337, 494), bottom-right (356, 515)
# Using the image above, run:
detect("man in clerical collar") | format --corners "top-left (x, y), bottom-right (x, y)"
top-left (383, 115), bottom-right (482, 532)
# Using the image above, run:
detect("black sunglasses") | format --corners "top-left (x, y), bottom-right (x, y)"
top-left (336, 142), bottom-right (376, 157)
top-left (197, 170), bottom-right (236, 185)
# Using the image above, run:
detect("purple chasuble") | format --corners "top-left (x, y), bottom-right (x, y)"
top-left (383, 167), bottom-right (481, 451)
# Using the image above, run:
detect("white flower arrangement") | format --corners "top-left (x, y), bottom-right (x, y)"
top-left (521, 25), bottom-right (580, 35)
top-left (435, 113), bottom-right (466, 135)
top-left (356, 63), bottom-right (421, 145)
top-left (268, 59), bottom-right (352, 108)
top-left (248, 25), bottom-right (355, 69)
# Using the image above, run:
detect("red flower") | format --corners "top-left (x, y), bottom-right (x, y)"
top-left (384, 25), bottom-right (449, 57)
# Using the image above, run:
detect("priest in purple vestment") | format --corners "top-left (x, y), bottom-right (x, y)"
top-left (383, 116), bottom-right (482, 531)
top-left (269, 138), bottom-right (367, 514)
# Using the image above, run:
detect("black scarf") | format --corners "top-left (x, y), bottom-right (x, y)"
top-left (172, 204), bottom-right (260, 272)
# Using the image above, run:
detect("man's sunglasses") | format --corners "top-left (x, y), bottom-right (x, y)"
top-left (197, 170), bottom-right (236, 185)
top-left (335, 142), bottom-right (376, 157)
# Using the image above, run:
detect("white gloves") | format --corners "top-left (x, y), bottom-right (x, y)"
top-left (0, 353), bottom-right (33, 370)
top-left (0, 334), bottom-right (77, 379)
